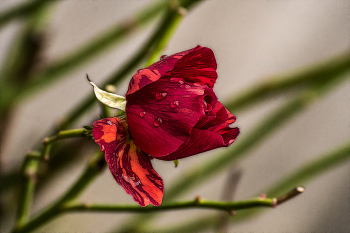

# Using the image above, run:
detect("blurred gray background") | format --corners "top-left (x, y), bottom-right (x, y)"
top-left (1, 0), bottom-right (349, 232)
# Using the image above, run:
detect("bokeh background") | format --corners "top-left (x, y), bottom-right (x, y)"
top-left (1, 0), bottom-right (349, 232)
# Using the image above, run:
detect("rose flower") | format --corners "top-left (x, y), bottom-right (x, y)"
top-left (91, 45), bottom-right (239, 206)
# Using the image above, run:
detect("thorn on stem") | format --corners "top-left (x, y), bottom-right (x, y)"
top-left (272, 198), bottom-right (277, 208)
top-left (194, 195), bottom-right (202, 204)
top-left (42, 137), bottom-right (49, 144)
top-left (83, 202), bottom-right (90, 209)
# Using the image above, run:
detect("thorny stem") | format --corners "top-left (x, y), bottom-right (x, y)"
top-left (14, 185), bottom-right (302, 233)
top-left (63, 187), bottom-right (302, 214)
top-left (12, 151), bottom-right (105, 233)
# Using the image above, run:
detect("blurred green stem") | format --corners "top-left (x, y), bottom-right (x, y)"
top-left (0, 0), bottom-right (167, 114)
top-left (15, 151), bottom-right (41, 229)
top-left (12, 151), bottom-right (105, 233)
top-left (0, 0), bottom-right (47, 29)
top-left (13, 128), bottom-right (86, 230)
top-left (226, 52), bottom-right (350, 113)
top-left (42, 128), bottom-right (85, 160)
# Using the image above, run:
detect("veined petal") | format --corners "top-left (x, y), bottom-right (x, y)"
top-left (163, 46), bottom-right (217, 88)
top-left (158, 127), bottom-right (239, 161)
top-left (93, 117), bottom-right (164, 206)
top-left (126, 79), bottom-right (207, 157)
top-left (158, 100), bottom-right (239, 161)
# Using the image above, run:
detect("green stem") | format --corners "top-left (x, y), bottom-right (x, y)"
top-left (65, 198), bottom-right (274, 214)
top-left (13, 151), bottom-right (105, 233)
top-left (0, 0), bottom-right (47, 30)
top-left (150, 140), bottom-right (350, 233)
top-left (15, 151), bottom-right (41, 229)
top-left (225, 52), bottom-right (350, 113)
top-left (63, 186), bottom-right (302, 214)
top-left (42, 128), bottom-right (85, 160)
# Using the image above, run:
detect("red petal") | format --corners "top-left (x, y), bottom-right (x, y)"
top-left (126, 79), bottom-right (207, 157)
top-left (93, 117), bottom-right (164, 206)
top-left (157, 99), bottom-right (240, 161)
top-left (158, 127), bottom-right (239, 161)
top-left (163, 46), bottom-right (217, 88)
top-left (126, 45), bottom-right (217, 98)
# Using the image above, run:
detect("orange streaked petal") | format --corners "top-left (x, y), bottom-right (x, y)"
top-left (93, 117), bottom-right (164, 206)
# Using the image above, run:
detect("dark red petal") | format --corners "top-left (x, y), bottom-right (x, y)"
top-left (126, 45), bottom-right (217, 98)
top-left (126, 79), bottom-right (207, 157)
top-left (158, 127), bottom-right (239, 161)
top-left (197, 101), bottom-right (236, 131)
top-left (157, 100), bottom-right (239, 161)
top-left (126, 46), bottom-right (197, 97)
top-left (162, 46), bottom-right (217, 88)
top-left (93, 117), bottom-right (164, 206)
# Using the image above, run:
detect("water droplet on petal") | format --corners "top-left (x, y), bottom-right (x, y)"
top-left (185, 84), bottom-right (191, 89)
top-left (137, 69), bottom-right (143, 73)
top-left (107, 120), bottom-right (113, 125)
top-left (170, 77), bottom-right (185, 84)
top-left (171, 101), bottom-right (179, 108)
top-left (153, 118), bottom-right (162, 127)
top-left (160, 55), bottom-right (167, 60)
top-left (156, 92), bottom-right (167, 100)
top-left (139, 112), bottom-right (146, 118)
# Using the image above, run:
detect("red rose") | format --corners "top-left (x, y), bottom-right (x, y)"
top-left (92, 45), bottom-right (239, 207)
